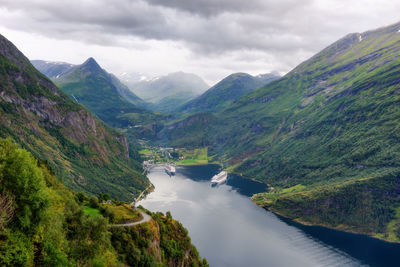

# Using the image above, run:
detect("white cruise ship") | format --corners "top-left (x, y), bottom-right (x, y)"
top-left (211, 171), bottom-right (228, 186)
top-left (165, 163), bottom-right (176, 175)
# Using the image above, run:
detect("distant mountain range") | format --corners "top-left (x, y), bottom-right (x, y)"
top-left (177, 72), bottom-right (280, 114)
top-left (32, 60), bottom-right (212, 113)
top-left (126, 72), bottom-right (209, 112)
top-left (118, 71), bottom-right (151, 84)
top-left (30, 60), bottom-right (74, 78)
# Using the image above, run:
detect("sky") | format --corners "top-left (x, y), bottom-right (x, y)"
top-left (0, 0), bottom-right (399, 85)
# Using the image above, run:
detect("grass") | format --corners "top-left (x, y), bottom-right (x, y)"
top-left (84, 206), bottom-right (102, 217)
top-left (252, 184), bottom-right (307, 205)
top-left (139, 148), bottom-right (153, 154)
top-left (176, 159), bottom-right (208, 165)
top-left (105, 203), bottom-right (143, 224)
top-left (281, 184), bottom-right (306, 194)
top-left (176, 147), bottom-right (209, 165)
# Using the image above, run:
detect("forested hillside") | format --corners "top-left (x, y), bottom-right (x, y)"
top-left (0, 138), bottom-right (208, 266)
top-left (0, 34), bottom-right (149, 201)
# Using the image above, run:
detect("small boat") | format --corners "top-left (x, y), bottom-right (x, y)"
top-left (211, 171), bottom-right (227, 186)
top-left (165, 163), bottom-right (176, 176)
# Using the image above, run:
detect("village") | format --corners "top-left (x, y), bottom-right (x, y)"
top-left (139, 146), bottom-right (211, 169)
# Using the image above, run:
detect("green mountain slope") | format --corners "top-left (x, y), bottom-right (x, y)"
top-left (162, 22), bottom-right (400, 240)
top-left (146, 92), bottom-right (198, 113)
top-left (231, 22), bottom-right (400, 184)
top-left (52, 57), bottom-right (157, 128)
top-left (32, 59), bottom-right (146, 108)
top-left (178, 72), bottom-right (279, 114)
top-left (158, 113), bottom-right (218, 147)
top-left (0, 34), bottom-right (149, 201)
top-left (229, 22), bottom-right (400, 240)
top-left (33, 58), bottom-right (164, 140)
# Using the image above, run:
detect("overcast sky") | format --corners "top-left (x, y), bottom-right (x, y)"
top-left (0, 0), bottom-right (399, 85)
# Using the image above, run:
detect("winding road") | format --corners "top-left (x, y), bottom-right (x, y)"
top-left (111, 181), bottom-right (153, 227)
top-left (130, 184), bottom-right (152, 207)
top-left (111, 211), bottom-right (152, 227)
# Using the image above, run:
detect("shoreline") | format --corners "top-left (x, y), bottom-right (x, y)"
top-left (144, 163), bottom-right (399, 245)
top-left (132, 184), bottom-right (154, 206)
top-left (139, 163), bottom-right (400, 267)
top-left (258, 203), bottom-right (400, 245)
top-left (175, 161), bottom-right (222, 166)
top-left (228, 171), bottom-right (266, 186)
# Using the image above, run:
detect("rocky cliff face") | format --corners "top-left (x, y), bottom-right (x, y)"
top-left (0, 33), bottom-right (149, 200)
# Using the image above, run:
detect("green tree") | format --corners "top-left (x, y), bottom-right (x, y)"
top-left (0, 138), bottom-right (49, 234)
top-left (64, 200), bottom-right (111, 265)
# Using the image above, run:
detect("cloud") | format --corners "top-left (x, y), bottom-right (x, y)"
top-left (0, 0), bottom-right (319, 54)
top-left (0, 0), bottom-right (400, 83)
top-left (145, 0), bottom-right (312, 17)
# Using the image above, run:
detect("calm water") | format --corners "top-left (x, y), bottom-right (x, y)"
top-left (139, 165), bottom-right (400, 267)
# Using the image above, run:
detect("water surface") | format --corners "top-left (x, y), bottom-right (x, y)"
top-left (139, 165), bottom-right (400, 267)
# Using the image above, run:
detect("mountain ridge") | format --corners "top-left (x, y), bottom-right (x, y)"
top-left (32, 58), bottom-right (146, 108)
top-left (48, 58), bottom-right (155, 129)
top-left (177, 72), bottom-right (280, 114)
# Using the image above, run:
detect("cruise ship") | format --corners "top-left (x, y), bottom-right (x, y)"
top-left (165, 163), bottom-right (176, 176)
top-left (211, 171), bottom-right (228, 186)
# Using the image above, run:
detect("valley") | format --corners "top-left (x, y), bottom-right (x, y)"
top-left (27, 21), bottom-right (400, 244)
top-left (151, 21), bottom-right (400, 244)
top-left (139, 145), bottom-right (215, 166)
top-left (2, 4), bottom-right (400, 266)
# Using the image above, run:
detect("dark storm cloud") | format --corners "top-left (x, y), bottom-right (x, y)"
top-left (1, 0), bottom-right (400, 75)
top-left (0, 0), bottom-right (168, 38)
top-left (0, 0), bottom-right (323, 56)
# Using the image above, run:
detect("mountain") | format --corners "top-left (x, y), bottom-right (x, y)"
top-left (128, 72), bottom-right (209, 112)
top-left (39, 57), bottom-right (159, 130)
top-left (31, 59), bottom-right (74, 78)
top-left (0, 34), bottom-right (149, 201)
top-left (32, 58), bottom-right (146, 108)
top-left (178, 72), bottom-right (280, 114)
top-left (119, 71), bottom-right (150, 85)
top-left (162, 22), bottom-right (400, 241)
